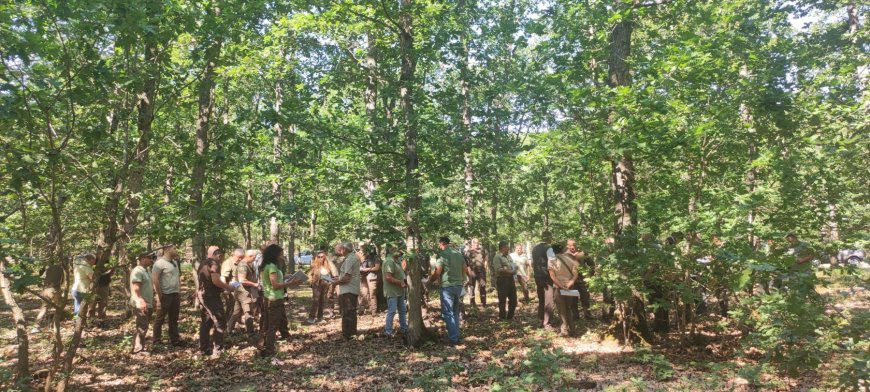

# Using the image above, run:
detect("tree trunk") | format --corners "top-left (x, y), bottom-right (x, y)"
top-left (270, 79), bottom-right (283, 245)
top-left (458, 0), bottom-right (474, 237)
top-left (398, 0), bottom-right (429, 347)
top-left (0, 257), bottom-right (29, 382)
top-left (190, 7), bottom-right (222, 264)
top-left (608, 18), bottom-right (637, 235)
top-left (606, 7), bottom-right (648, 344)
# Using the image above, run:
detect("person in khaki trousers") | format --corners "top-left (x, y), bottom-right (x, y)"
top-left (152, 245), bottom-right (183, 346)
top-left (130, 253), bottom-right (155, 355)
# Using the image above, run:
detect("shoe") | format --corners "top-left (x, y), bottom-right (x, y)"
top-left (304, 318), bottom-right (316, 325)
top-left (133, 350), bottom-right (151, 357)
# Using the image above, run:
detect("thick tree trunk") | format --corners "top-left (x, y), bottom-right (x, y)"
top-left (606, 8), bottom-right (649, 344)
top-left (608, 19), bottom-right (637, 235)
top-left (190, 10), bottom-right (222, 263)
top-left (399, 0), bottom-right (429, 347)
top-left (0, 257), bottom-right (29, 382)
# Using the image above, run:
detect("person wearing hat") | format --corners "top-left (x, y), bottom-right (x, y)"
top-left (532, 231), bottom-right (557, 329)
top-left (429, 236), bottom-right (465, 345)
top-left (151, 244), bottom-right (183, 347)
top-left (130, 252), bottom-right (155, 355)
top-left (197, 246), bottom-right (238, 357)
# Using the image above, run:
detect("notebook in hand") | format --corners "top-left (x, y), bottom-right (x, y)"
top-left (559, 289), bottom-right (580, 297)
top-left (285, 270), bottom-right (308, 283)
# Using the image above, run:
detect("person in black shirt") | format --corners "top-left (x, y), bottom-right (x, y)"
top-left (197, 247), bottom-right (236, 358)
top-left (532, 231), bottom-right (557, 329)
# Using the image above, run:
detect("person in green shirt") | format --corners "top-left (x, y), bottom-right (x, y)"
top-left (130, 252), bottom-right (155, 355)
top-left (429, 236), bottom-right (465, 345)
top-left (492, 241), bottom-right (518, 320)
top-left (151, 244), bottom-right (183, 347)
top-left (382, 248), bottom-right (408, 336)
top-left (257, 244), bottom-right (303, 357)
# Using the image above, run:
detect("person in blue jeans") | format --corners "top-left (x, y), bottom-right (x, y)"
top-left (382, 250), bottom-right (408, 336)
top-left (71, 254), bottom-right (96, 316)
top-left (429, 236), bottom-right (467, 345)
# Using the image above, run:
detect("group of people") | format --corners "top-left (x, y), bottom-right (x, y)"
top-left (56, 228), bottom-right (815, 358)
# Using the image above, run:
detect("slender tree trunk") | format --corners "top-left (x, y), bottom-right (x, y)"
top-left (458, 0), bottom-right (474, 237)
top-left (847, 2), bottom-right (858, 36)
top-left (741, 63), bottom-right (759, 249)
top-left (244, 184), bottom-right (253, 248)
top-left (0, 257), bottom-right (29, 382)
top-left (270, 79), bottom-right (283, 244)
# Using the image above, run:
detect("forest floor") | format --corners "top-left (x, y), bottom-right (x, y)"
top-left (1, 271), bottom-right (868, 392)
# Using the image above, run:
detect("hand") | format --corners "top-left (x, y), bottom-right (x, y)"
top-left (401, 282), bottom-right (408, 289)
top-left (137, 298), bottom-right (147, 312)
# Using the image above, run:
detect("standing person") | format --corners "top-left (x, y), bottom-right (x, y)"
top-left (382, 246), bottom-right (408, 336)
top-left (71, 254), bottom-right (96, 317)
top-left (35, 264), bottom-right (64, 326)
top-left (509, 244), bottom-right (531, 303)
top-left (464, 238), bottom-right (488, 308)
top-left (130, 252), bottom-right (155, 355)
top-left (549, 243), bottom-right (579, 337)
top-left (566, 239), bottom-right (594, 321)
top-left (197, 247), bottom-right (236, 358)
top-left (492, 241), bottom-right (518, 320)
top-left (359, 244), bottom-right (382, 316)
top-left (258, 244), bottom-right (302, 357)
top-left (152, 245), bottom-right (183, 347)
top-left (333, 242), bottom-right (361, 340)
top-left (228, 250), bottom-right (259, 343)
top-left (532, 231), bottom-right (557, 329)
top-left (221, 249), bottom-right (244, 319)
top-left (430, 236), bottom-right (465, 345)
top-left (306, 250), bottom-right (336, 324)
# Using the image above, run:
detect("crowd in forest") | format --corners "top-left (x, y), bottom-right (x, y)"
top-left (37, 229), bottom-right (817, 359)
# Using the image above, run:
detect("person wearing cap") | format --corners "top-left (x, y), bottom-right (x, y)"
top-left (532, 231), bottom-right (557, 329)
top-left (333, 241), bottom-right (361, 340)
top-left (382, 246), bottom-right (407, 336)
top-left (197, 246), bottom-right (238, 358)
top-left (130, 252), bottom-right (155, 355)
top-left (464, 238), bottom-right (488, 309)
top-left (430, 236), bottom-right (465, 345)
top-left (228, 249), bottom-right (259, 343)
top-left (71, 254), bottom-right (96, 316)
top-left (492, 241), bottom-right (518, 320)
top-left (152, 244), bottom-right (183, 347)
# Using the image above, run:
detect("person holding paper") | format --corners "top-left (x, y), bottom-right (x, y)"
top-left (228, 249), bottom-right (259, 343)
top-left (492, 241), bottom-right (518, 320)
top-left (548, 243), bottom-right (580, 337)
top-left (258, 244), bottom-right (303, 357)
